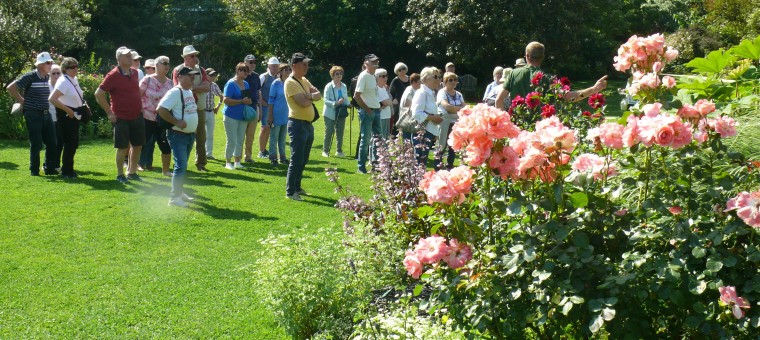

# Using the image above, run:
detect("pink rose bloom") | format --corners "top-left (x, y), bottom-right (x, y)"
top-left (403, 251), bottom-right (423, 279)
top-left (448, 125), bottom-right (468, 151)
top-left (725, 191), bottom-right (760, 228)
top-left (510, 95), bottom-right (525, 108)
top-left (662, 75), bottom-right (676, 88)
top-left (423, 171), bottom-right (458, 204)
top-left (668, 206), bottom-right (682, 215)
top-left (623, 115), bottom-right (641, 147)
top-left (719, 286), bottom-right (752, 319)
top-left (571, 153), bottom-right (616, 181)
top-left (458, 105), bottom-right (475, 117)
top-left (635, 116), bottom-right (659, 147)
top-left (693, 129), bottom-right (708, 144)
top-left (483, 108), bottom-right (520, 139)
top-left (488, 146), bottom-right (519, 180)
top-left (614, 208), bottom-right (628, 216)
top-left (677, 104), bottom-right (700, 119)
top-left (646, 33), bottom-right (666, 53)
top-left (510, 130), bottom-right (538, 156)
top-left (642, 103), bottom-right (662, 117)
top-left (712, 116), bottom-right (737, 138)
top-left (669, 121), bottom-right (693, 149)
top-left (463, 136), bottom-right (493, 167)
top-left (652, 61), bottom-right (664, 73)
top-left (447, 166), bottom-right (474, 194)
top-left (638, 73), bottom-right (661, 89)
top-left (588, 93), bottom-right (605, 109)
top-left (414, 235), bottom-right (450, 264)
top-left (536, 117), bottom-right (577, 154)
top-left (517, 148), bottom-right (548, 180)
top-left (694, 99), bottom-right (716, 116)
top-left (442, 239), bottom-right (473, 269)
top-left (587, 123), bottom-right (625, 149)
top-left (627, 83), bottom-right (641, 96)
top-left (655, 124), bottom-right (675, 147)
top-left (664, 47), bottom-right (679, 62)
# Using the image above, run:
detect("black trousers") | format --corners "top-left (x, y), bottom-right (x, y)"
top-left (56, 112), bottom-right (80, 175)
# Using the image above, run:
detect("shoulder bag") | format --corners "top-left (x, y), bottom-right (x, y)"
top-left (157, 87), bottom-right (185, 129)
top-left (291, 76), bottom-right (320, 122)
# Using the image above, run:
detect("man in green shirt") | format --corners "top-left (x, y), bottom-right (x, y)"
top-left (495, 42), bottom-right (608, 110)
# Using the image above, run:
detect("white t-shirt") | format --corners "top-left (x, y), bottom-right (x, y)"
top-left (158, 87), bottom-right (198, 133)
top-left (52, 75), bottom-right (84, 109)
top-left (355, 71), bottom-right (380, 109)
top-left (378, 86), bottom-right (392, 119)
top-left (411, 85), bottom-right (440, 136)
top-left (48, 82), bottom-right (57, 121)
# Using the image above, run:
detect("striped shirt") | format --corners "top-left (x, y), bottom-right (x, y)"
top-left (15, 71), bottom-right (50, 111)
top-left (205, 82), bottom-right (222, 111)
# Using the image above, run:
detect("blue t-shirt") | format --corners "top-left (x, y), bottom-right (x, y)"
top-left (223, 78), bottom-right (250, 121)
top-left (267, 79), bottom-right (288, 126)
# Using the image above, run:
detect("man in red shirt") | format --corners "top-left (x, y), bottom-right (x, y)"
top-left (95, 46), bottom-right (146, 183)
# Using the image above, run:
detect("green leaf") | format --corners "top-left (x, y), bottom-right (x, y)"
top-left (570, 296), bottom-right (585, 304)
top-left (569, 192), bottom-right (589, 208)
top-left (729, 36), bottom-right (760, 61)
top-left (601, 307), bottom-right (616, 321)
top-left (413, 284), bottom-right (423, 296)
top-left (562, 302), bottom-right (574, 315)
top-left (417, 205), bottom-right (434, 217)
top-left (572, 232), bottom-right (590, 248)
top-left (685, 50), bottom-right (736, 74)
top-left (706, 258), bottom-right (724, 272)
top-left (588, 298), bottom-right (603, 312)
top-left (689, 280), bottom-right (708, 295)
top-left (430, 224), bottom-right (441, 235)
top-left (691, 247), bottom-right (707, 258)
top-left (589, 315), bottom-right (604, 333)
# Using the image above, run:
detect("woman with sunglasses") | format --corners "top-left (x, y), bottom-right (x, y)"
top-left (222, 63), bottom-right (253, 170)
top-left (435, 72), bottom-right (465, 170)
top-left (408, 67), bottom-right (443, 166)
top-left (138, 56), bottom-right (174, 176)
top-left (389, 62), bottom-right (410, 136)
top-left (267, 64), bottom-right (291, 165)
top-left (49, 58), bottom-right (85, 178)
top-left (321, 66), bottom-right (350, 158)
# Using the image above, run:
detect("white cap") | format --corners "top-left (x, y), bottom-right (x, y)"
top-left (34, 52), bottom-right (54, 66)
top-left (115, 46), bottom-right (133, 60)
top-left (182, 45), bottom-right (200, 57)
top-left (144, 59), bottom-right (156, 67)
top-left (131, 51), bottom-right (142, 59)
top-left (267, 57), bottom-right (280, 65)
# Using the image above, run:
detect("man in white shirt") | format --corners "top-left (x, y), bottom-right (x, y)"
top-left (354, 54), bottom-right (382, 174)
top-left (157, 66), bottom-right (199, 207)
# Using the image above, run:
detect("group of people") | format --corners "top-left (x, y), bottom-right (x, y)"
top-left (7, 41), bottom-right (608, 206)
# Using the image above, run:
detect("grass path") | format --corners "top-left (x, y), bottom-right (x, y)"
top-left (0, 103), bottom-right (372, 337)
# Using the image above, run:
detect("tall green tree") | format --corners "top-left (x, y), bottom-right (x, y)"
top-left (0, 0), bottom-right (89, 86)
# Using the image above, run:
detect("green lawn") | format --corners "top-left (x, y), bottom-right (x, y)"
top-left (0, 102), bottom-right (373, 337)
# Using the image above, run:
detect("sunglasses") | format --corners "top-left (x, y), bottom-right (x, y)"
top-left (237, 69), bottom-right (249, 73)
top-left (247, 61), bottom-right (256, 64)
top-left (433, 75), bottom-right (442, 80)
top-left (145, 66), bottom-right (155, 69)
top-left (378, 75), bottom-right (388, 78)
top-left (51, 72), bottom-right (61, 75)
top-left (333, 72), bottom-right (343, 76)
top-left (160, 62), bottom-right (170, 66)
top-left (45, 61), bottom-right (53, 65)
top-left (189, 54), bottom-right (198, 58)
top-left (447, 78), bottom-right (458, 82)
top-left (66, 65), bottom-right (79, 70)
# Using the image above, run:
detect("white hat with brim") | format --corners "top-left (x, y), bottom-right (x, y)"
top-left (144, 59), bottom-right (156, 68)
top-left (267, 57), bottom-right (280, 65)
top-left (131, 51), bottom-right (142, 59)
top-left (182, 45), bottom-right (200, 58)
top-left (34, 52), bottom-right (53, 66)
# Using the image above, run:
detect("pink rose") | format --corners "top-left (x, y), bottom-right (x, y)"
top-left (719, 286), bottom-right (752, 319)
top-left (669, 121), bottom-right (693, 149)
top-left (488, 146), bottom-right (519, 180)
top-left (571, 153), bottom-right (616, 180)
top-left (712, 116), bottom-right (737, 138)
top-left (725, 191), bottom-right (760, 228)
top-left (414, 235), bottom-right (449, 264)
top-left (677, 104), bottom-right (700, 119)
top-left (463, 136), bottom-right (493, 167)
top-left (668, 206), bottom-right (682, 215)
top-left (638, 73), bottom-right (661, 89)
top-left (525, 92), bottom-right (541, 109)
top-left (403, 251), bottom-right (423, 279)
top-left (664, 47), bottom-right (679, 62)
top-left (642, 103), bottom-right (662, 117)
top-left (587, 123), bottom-right (625, 149)
top-left (614, 209), bottom-right (628, 216)
top-left (662, 75), bottom-right (676, 88)
top-left (540, 104), bottom-right (556, 118)
top-left (655, 124), bottom-right (675, 147)
top-left (447, 166), bottom-right (474, 194)
top-left (623, 115), bottom-right (641, 147)
top-left (694, 99), bottom-right (716, 116)
top-left (652, 61), bottom-right (664, 73)
top-left (442, 239), bottom-right (473, 269)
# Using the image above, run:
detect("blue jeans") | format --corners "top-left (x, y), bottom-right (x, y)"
top-left (167, 130), bottom-right (195, 198)
top-left (357, 108), bottom-right (381, 171)
top-left (24, 111), bottom-right (57, 173)
top-left (269, 124), bottom-right (287, 160)
top-left (403, 130), bottom-right (437, 167)
top-left (286, 119), bottom-right (314, 195)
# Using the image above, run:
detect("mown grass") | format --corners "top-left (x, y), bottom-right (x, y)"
top-left (0, 100), bottom-right (373, 337)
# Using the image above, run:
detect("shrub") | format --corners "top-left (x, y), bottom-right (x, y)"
top-left (252, 229), bottom-right (369, 339)
top-left (0, 91), bottom-right (26, 139)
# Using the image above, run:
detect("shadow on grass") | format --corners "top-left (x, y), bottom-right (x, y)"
top-left (206, 169), bottom-right (266, 183)
top-left (0, 161), bottom-right (19, 170)
top-left (302, 194), bottom-right (337, 208)
top-left (189, 200), bottom-right (277, 221)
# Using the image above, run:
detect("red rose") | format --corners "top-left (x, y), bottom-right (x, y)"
top-left (541, 104), bottom-right (556, 118)
top-left (531, 72), bottom-right (544, 86)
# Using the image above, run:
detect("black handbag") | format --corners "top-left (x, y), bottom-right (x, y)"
top-left (64, 75), bottom-right (92, 123)
top-left (332, 85), bottom-right (349, 120)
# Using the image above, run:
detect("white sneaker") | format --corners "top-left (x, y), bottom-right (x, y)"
top-left (225, 163), bottom-right (235, 170)
top-left (168, 197), bottom-right (188, 207)
top-left (321, 151), bottom-right (329, 157)
top-left (181, 193), bottom-right (194, 201)
top-left (234, 162), bottom-right (245, 169)
top-left (336, 151), bottom-right (345, 157)
top-left (286, 193), bottom-right (303, 201)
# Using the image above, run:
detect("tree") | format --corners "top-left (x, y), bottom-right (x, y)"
top-left (403, 0), bottom-right (631, 79)
top-left (0, 0), bottom-right (89, 86)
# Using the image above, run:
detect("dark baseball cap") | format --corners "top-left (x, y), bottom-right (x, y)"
top-left (177, 66), bottom-right (200, 76)
top-left (364, 54), bottom-right (379, 61)
top-left (291, 53), bottom-right (312, 64)
top-left (244, 54), bottom-right (256, 61)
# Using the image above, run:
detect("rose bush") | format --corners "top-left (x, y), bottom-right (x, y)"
top-left (331, 34), bottom-right (760, 338)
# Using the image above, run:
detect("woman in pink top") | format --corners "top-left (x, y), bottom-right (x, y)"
top-left (138, 55), bottom-right (174, 176)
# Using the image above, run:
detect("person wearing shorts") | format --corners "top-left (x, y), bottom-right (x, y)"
top-left (95, 46), bottom-right (146, 183)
